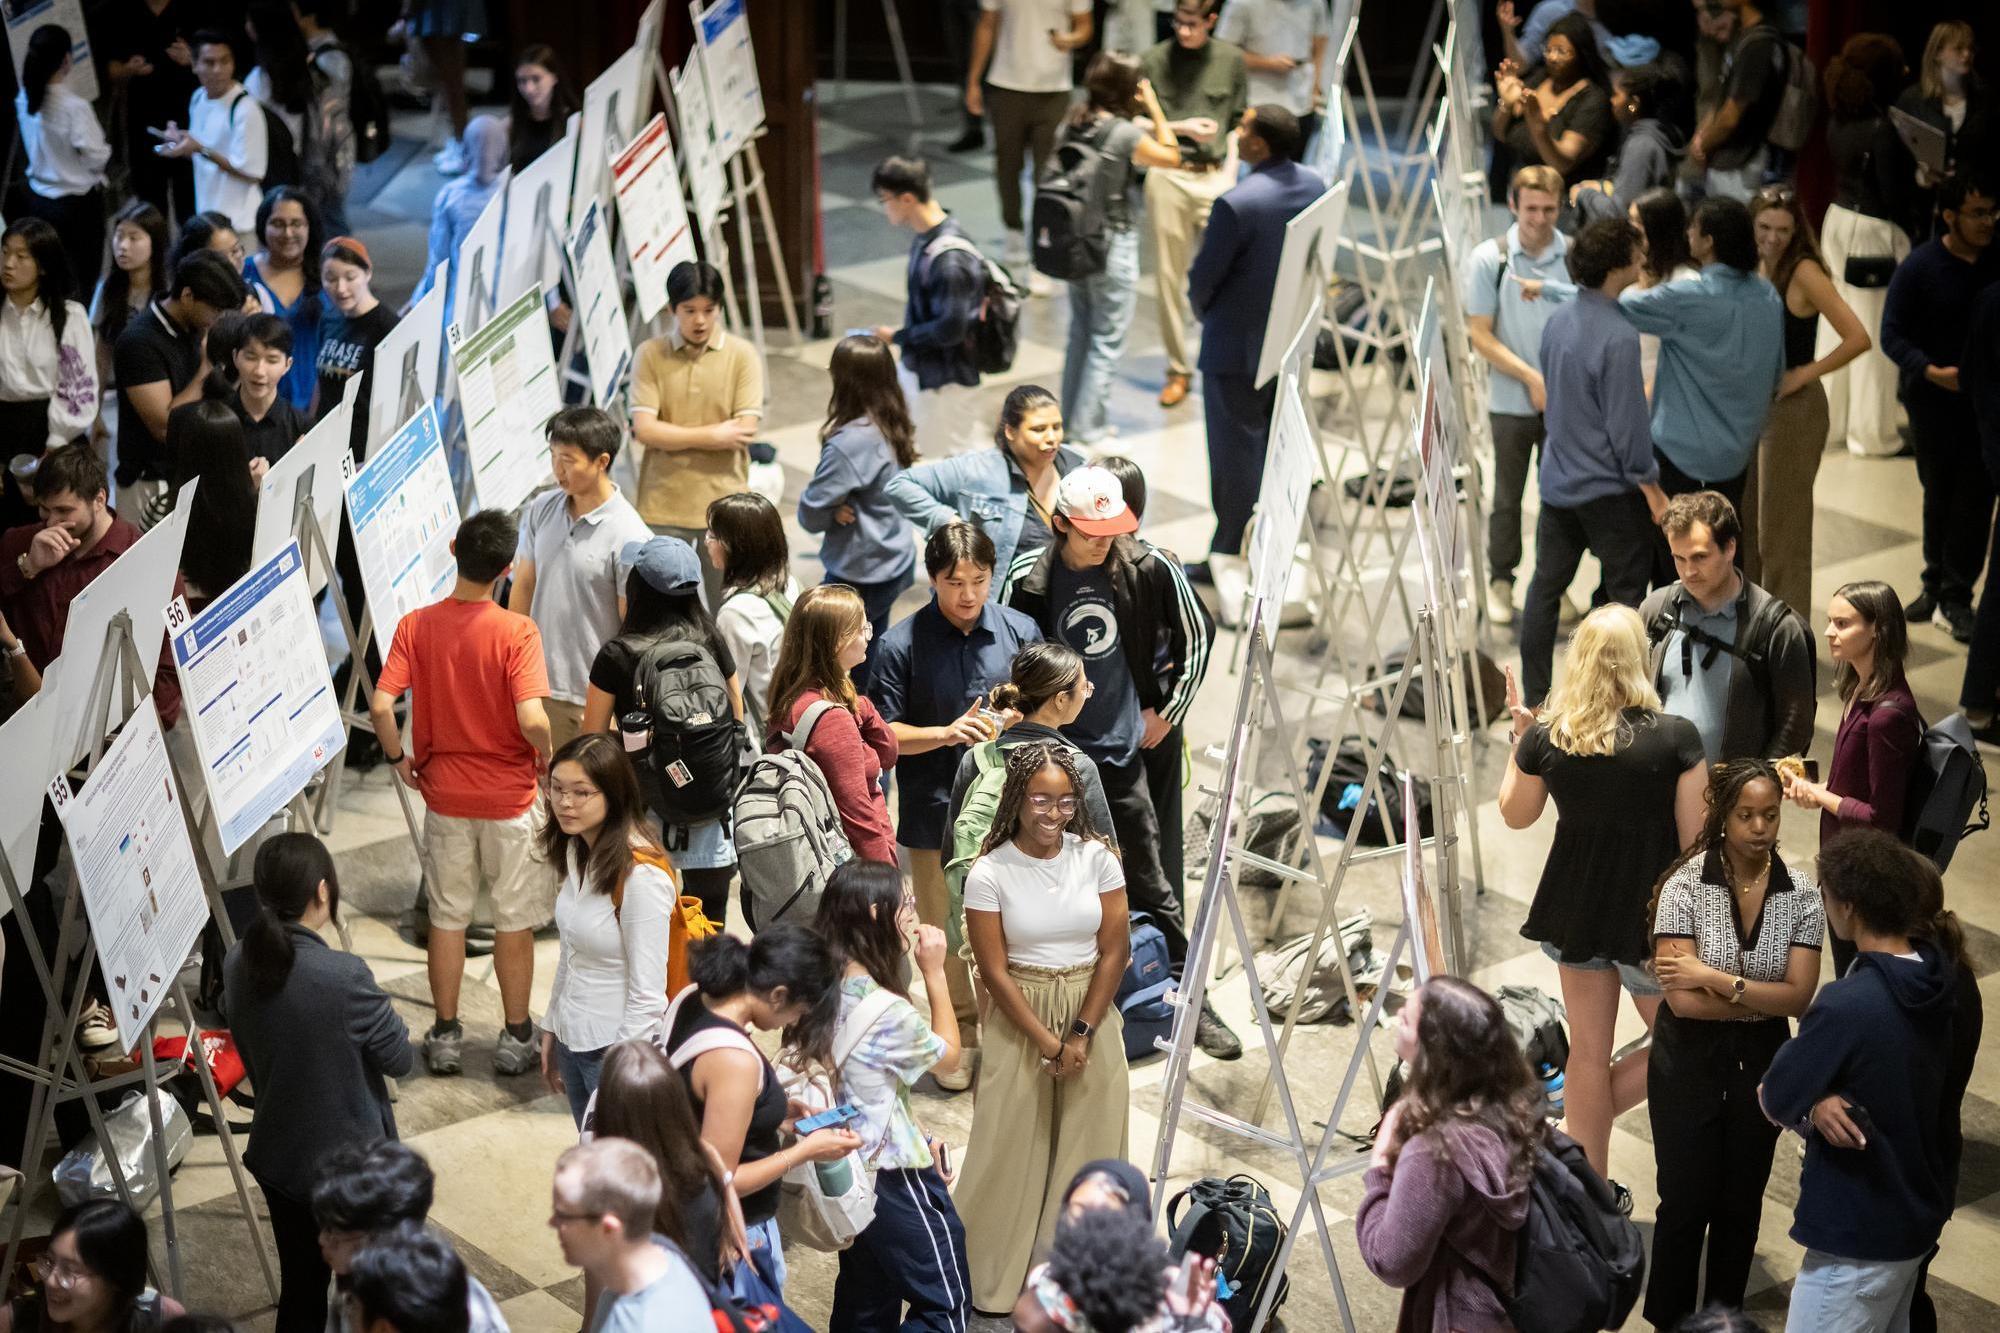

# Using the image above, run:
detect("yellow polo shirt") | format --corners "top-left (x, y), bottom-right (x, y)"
top-left (630, 329), bottom-right (765, 528)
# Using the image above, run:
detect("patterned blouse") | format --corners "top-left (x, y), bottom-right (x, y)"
top-left (1652, 846), bottom-right (1824, 1019)
top-left (836, 973), bottom-right (946, 1170)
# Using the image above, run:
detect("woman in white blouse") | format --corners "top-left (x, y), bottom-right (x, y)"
top-left (536, 733), bottom-right (678, 1127)
top-left (14, 25), bottom-right (110, 295)
top-left (0, 219), bottom-right (98, 454)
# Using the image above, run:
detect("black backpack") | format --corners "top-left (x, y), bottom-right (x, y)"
top-left (921, 234), bottom-right (1023, 376)
top-left (1166, 1174), bottom-right (1290, 1327)
top-left (1901, 711), bottom-right (1991, 871)
top-left (1645, 591), bottom-right (1813, 728)
top-left (1031, 119), bottom-right (1118, 280)
top-left (337, 43), bottom-right (392, 164)
top-left (1307, 735), bottom-right (1435, 845)
top-left (231, 90), bottom-right (300, 190)
top-left (626, 635), bottom-right (744, 827)
top-left (1484, 1130), bottom-right (1645, 1333)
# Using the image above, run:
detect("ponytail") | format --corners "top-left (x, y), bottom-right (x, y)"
top-left (684, 924), bottom-right (839, 1063)
top-left (244, 833), bottom-right (340, 995)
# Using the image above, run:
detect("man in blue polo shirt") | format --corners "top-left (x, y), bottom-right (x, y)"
top-left (869, 520), bottom-right (1041, 1090)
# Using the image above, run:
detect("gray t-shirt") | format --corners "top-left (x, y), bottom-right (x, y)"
top-left (515, 487), bottom-right (652, 704)
top-left (588, 1240), bottom-right (712, 1332)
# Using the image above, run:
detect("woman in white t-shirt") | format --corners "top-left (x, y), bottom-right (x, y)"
top-left (956, 740), bottom-right (1132, 1313)
top-left (705, 493), bottom-right (799, 738)
top-left (537, 733), bottom-right (679, 1127)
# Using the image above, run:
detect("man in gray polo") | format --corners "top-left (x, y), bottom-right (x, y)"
top-left (506, 407), bottom-right (652, 748)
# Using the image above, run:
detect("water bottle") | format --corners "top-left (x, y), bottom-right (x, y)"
top-left (814, 1156), bottom-right (853, 1195)
top-left (812, 273), bottom-right (834, 341)
top-left (1540, 1062), bottom-right (1565, 1121)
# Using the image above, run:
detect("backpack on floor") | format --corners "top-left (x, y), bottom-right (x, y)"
top-left (734, 700), bottom-right (854, 930)
top-left (1115, 913), bottom-right (1175, 1061)
top-left (1309, 736), bottom-right (1435, 845)
top-left (1901, 711), bottom-right (1991, 872)
top-left (1486, 1130), bottom-right (1646, 1333)
top-left (1167, 1173), bottom-right (1291, 1327)
top-left (1032, 119), bottom-right (1118, 280)
top-left (627, 635), bottom-right (743, 827)
top-left (922, 234), bottom-right (1023, 375)
top-left (1495, 983), bottom-right (1570, 1075)
top-left (943, 738), bottom-right (1008, 958)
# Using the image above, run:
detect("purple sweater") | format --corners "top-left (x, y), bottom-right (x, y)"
top-left (1821, 679), bottom-right (1921, 847)
top-left (1356, 1122), bottom-right (1529, 1333)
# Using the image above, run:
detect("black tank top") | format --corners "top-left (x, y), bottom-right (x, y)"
top-left (1783, 306), bottom-right (1817, 370)
top-left (666, 999), bottom-right (789, 1227)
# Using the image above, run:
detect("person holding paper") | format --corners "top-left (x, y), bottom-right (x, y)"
top-left (156, 31), bottom-right (270, 234)
top-left (629, 262), bottom-right (763, 610)
top-left (369, 509), bottom-right (553, 1082)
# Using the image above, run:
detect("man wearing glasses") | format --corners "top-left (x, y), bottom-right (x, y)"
top-left (550, 1140), bottom-right (710, 1331)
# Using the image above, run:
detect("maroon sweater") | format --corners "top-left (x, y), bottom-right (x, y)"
top-left (773, 688), bottom-right (899, 865)
top-left (1356, 1122), bottom-right (1529, 1333)
top-left (1821, 679), bottom-right (1921, 847)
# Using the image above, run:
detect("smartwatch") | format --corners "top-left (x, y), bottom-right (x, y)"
top-left (1070, 1018), bottom-right (1095, 1040)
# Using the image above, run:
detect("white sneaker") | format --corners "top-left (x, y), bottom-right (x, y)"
top-left (1487, 578), bottom-right (1516, 626)
top-left (432, 136), bottom-right (468, 176)
top-left (1003, 228), bottom-right (1030, 265)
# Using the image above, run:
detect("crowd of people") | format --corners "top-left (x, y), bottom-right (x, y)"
top-left (0, 2), bottom-right (1996, 1332)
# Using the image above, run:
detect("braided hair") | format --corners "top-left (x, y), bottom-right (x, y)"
top-left (977, 741), bottom-right (1116, 857)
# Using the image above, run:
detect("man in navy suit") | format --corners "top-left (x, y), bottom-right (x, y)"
top-left (1186, 105), bottom-right (1328, 578)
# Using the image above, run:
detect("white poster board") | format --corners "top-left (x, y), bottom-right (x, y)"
top-left (47, 697), bottom-right (207, 1050)
top-left (452, 167), bottom-right (509, 334)
top-left (673, 59), bottom-right (727, 234)
top-left (51, 490), bottom-right (195, 769)
top-left (1399, 771), bottom-right (1447, 980)
top-left (612, 113), bottom-right (697, 322)
top-left (450, 283), bottom-right (560, 513)
top-left (566, 200), bottom-right (635, 406)
top-left (164, 543), bottom-right (345, 855)
top-left (574, 43), bottom-right (647, 218)
top-left (345, 405), bottom-right (460, 653)
top-left (1249, 372), bottom-right (1319, 608)
top-left (4, 0), bottom-right (97, 102)
top-left (1407, 286), bottom-right (1464, 615)
top-left (690, 0), bottom-right (765, 159)
top-left (498, 115), bottom-right (580, 310)
top-left (1254, 180), bottom-right (1348, 390)
top-left (634, 0), bottom-right (668, 115)
top-left (1312, 8), bottom-right (1357, 181)
top-left (253, 386), bottom-right (355, 594)
top-left (0, 682), bottom-right (60, 901)
top-left (366, 267), bottom-right (447, 457)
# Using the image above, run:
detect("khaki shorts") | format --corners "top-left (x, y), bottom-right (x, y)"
top-left (422, 808), bottom-right (544, 932)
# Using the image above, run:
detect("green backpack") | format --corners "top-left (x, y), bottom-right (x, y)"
top-left (943, 739), bottom-right (1009, 959)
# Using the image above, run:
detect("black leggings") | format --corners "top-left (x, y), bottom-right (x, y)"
top-left (259, 1176), bottom-right (331, 1333)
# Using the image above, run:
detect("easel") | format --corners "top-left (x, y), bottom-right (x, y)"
top-left (0, 619), bottom-right (277, 1306)
top-left (830, 0), bottom-right (923, 128)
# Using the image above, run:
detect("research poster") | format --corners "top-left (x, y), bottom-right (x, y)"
top-left (566, 201), bottom-right (635, 407)
top-left (673, 59), bottom-right (727, 234)
top-left (451, 284), bottom-right (560, 513)
top-left (691, 0), bottom-right (765, 158)
top-left (4, 0), bottom-right (96, 102)
top-left (1250, 373), bottom-right (1318, 612)
top-left (612, 113), bottom-right (697, 322)
top-left (345, 404), bottom-right (460, 654)
top-left (47, 697), bottom-right (207, 1050)
top-left (165, 543), bottom-right (345, 855)
top-left (252, 388), bottom-right (354, 595)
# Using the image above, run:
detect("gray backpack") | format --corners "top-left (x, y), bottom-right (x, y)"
top-left (734, 700), bottom-right (854, 930)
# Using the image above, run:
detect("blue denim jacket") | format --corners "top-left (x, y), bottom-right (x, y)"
top-left (883, 444), bottom-right (1084, 577)
top-left (798, 418), bottom-right (918, 585)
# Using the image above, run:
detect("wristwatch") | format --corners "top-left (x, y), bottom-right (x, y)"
top-left (1729, 976), bottom-right (1746, 1005)
top-left (1070, 1018), bottom-right (1095, 1040)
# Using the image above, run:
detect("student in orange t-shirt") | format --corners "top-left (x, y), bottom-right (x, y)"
top-left (369, 509), bottom-right (553, 1080)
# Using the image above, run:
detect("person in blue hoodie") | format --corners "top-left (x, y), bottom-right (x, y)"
top-left (1759, 828), bottom-right (1966, 1333)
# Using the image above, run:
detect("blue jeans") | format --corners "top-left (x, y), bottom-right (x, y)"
top-left (832, 567), bottom-right (915, 695)
top-left (1060, 227), bottom-right (1140, 446)
top-left (554, 1040), bottom-right (605, 1128)
top-left (1785, 1249), bottom-right (1926, 1333)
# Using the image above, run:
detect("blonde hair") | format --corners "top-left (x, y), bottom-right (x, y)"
top-left (1540, 605), bottom-right (1661, 757)
top-left (1920, 21), bottom-right (1974, 103)
top-left (1510, 164), bottom-right (1564, 204)
top-left (766, 583), bottom-right (867, 728)
top-left (555, 1139), bottom-right (661, 1238)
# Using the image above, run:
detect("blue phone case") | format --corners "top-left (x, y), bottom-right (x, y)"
top-left (796, 1103), bottom-right (858, 1134)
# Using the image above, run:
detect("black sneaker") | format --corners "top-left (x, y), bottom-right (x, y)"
top-left (1610, 1180), bottom-right (1635, 1217)
top-left (1183, 560), bottom-right (1215, 586)
top-left (1195, 999), bottom-right (1243, 1060)
top-left (1936, 601), bottom-right (1976, 644)
top-left (1906, 591), bottom-right (1937, 624)
top-left (946, 123), bottom-right (984, 153)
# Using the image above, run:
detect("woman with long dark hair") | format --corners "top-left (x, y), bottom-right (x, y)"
top-left (0, 218), bottom-right (97, 452)
top-left (167, 213), bottom-right (246, 275)
top-left (165, 397), bottom-right (257, 604)
top-left (957, 741), bottom-right (1131, 1312)
top-left (91, 202), bottom-right (169, 404)
top-left (705, 492), bottom-right (798, 737)
top-left (507, 44), bottom-right (581, 175)
top-left (243, 187), bottom-right (324, 411)
top-left (1742, 185), bottom-right (1870, 618)
top-left (0, 1200), bottom-right (185, 1332)
top-left (808, 860), bottom-right (969, 1326)
top-left (1644, 760), bottom-right (1822, 1327)
top-left (14, 24), bottom-right (109, 296)
top-left (1493, 11), bottom-right (1617, 195)
top-left (536, 734), bottom-right (678, 1126)
top-left (581, 536), bottom-right (744, 923)
top-left (1356, 977), bottom-right (1537, 1331)
top-left (1572, 64), bottom-right (1688, 221)
top-left (798, 333), bottom-right (919, 689)
top-left (221, 832), bottom-right (410, 1333)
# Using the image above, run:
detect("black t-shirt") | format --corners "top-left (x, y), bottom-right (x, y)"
top-left (96, 0), bottom-right (211, 143)
top-left (315, 301), bottom-right (399, 462)
top-left (1714, 24), bottom-right (1789, 170)
top-left (665, 1001), bottom-right (787, 1227)
top-left (511, 113), bottom-right (564, 176)
top-left (230, 388), bottom-right (306, 465)
top-left (1503, 80), bottom-right (1617, 187)
top-left (588, 628), bottom-right (739, 717)
top-left (113, 300), bottom-right (202, 484)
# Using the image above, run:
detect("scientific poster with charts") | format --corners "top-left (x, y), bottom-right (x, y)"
top-left (612, 114), bottom-right (697, 322)
top-left (4, 0), bottom-right (97, 102)
top-left (165, 542), bottom-right (345, 854)
top-left (673, 59), bottom-right (726, 234)
top-left (47, 697), bottom-right (206, 1050)
top-left (690, 0), bottom-right (764, 158)
top-left (451, 284), bottom-right (560, 513)
top-left (566, 201), bottom-right (635, 407)
top-left (345, 404), bottom-right (460, 654)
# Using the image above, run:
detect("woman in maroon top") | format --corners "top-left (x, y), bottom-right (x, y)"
top-left (1783, 580), bottom-right (1920, 974)
top-left (765, 583), bottom-right (899, 863)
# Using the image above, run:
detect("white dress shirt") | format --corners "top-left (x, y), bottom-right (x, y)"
top-left (543, 844), bottom-right (676, 1051)
top-left (188, 83), bottom-right (269, 232)
top-left (0, 297), bottom-right (100, 447)
top-left (17, 83), bottom-right (110, 199)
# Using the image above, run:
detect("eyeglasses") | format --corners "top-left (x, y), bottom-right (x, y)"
top-left (548, 783), bottom-right (603, 807)
top-left (32, 1256), bottom-right (93, 1289)
top-left (1069, 678), bottom-right (1096, 697)
top-left (1026, 795), bottom-right (1079, 815)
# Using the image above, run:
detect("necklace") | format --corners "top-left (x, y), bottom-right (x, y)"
top-left (1725, 854), bottom-right (1772, 895)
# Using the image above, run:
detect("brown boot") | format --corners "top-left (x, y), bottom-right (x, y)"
top-left (1159, 372), bottom-right (1190, 407)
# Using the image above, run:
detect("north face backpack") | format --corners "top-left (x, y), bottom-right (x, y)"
top-left (943, 738), bottom-right (1009, 958)
top-left (922, 234), bottom-right (1023, 376)
top-left (1166, 1174), bottom-right (1291, 1327)
top-left (1488, 1130), bottom-right (1646, 1333)
top-left (1902, 711), bottom-right (1991, 871)
top-left (734, 700), bottom-right (855, 930)
top-left (1032, 119), bottom-right (1118, 280)
top-left (627, 635), bottom-right (743, 827)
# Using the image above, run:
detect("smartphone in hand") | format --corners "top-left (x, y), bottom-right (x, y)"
top-left (794, 1103), bottom-right (860, 1135)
